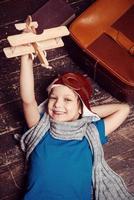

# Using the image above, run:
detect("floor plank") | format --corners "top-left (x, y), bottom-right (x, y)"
top-left (0, 0), bottom-right (133, 199)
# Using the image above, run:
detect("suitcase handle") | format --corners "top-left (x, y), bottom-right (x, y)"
top-left (104, 27), bottom-right (134, 55)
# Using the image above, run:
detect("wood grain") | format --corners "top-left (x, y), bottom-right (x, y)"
top-left (0, 0), bottom-right (133, 199)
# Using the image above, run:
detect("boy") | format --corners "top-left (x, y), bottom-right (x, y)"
top-left (20, 54), bottom-right (133, 200)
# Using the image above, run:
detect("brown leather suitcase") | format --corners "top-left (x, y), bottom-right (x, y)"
top-left (69, 0), bottom-right (134, 103)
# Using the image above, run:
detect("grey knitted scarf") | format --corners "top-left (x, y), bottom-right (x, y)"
top-left (20, 113), bottom-right (134, 200)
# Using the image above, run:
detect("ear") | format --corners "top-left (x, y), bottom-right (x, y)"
top-left (78, 103), bottom-right (82, 115)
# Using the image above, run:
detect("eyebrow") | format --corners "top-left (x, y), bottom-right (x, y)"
top-left (49, 93), bottom-right (78, 98)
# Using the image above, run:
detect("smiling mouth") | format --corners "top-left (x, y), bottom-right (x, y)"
top-left (52, 110), bottom-right (65, 115)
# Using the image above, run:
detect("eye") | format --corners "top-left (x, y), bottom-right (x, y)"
top-left (64, 98), bottom-right (72, 102)
top-left (49, 96), bottom-right (57, 100)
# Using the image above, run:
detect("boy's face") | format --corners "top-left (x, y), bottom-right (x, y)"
top-left (48, 85), bottom-right (82, 122)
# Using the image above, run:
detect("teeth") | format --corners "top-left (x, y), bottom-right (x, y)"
top-left (54, 111), bottom-right (64, 114)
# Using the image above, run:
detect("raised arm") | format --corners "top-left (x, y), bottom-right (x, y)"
top-left (20, 55), bottom-right (40, 128)
top-left (91, 103), bottom-right (130, 135)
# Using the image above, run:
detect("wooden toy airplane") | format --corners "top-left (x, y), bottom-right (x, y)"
top-left (3, 16), bottom-right (70, 68)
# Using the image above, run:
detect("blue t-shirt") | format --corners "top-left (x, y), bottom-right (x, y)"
top-left (23, 119), bottom-right (108, 200)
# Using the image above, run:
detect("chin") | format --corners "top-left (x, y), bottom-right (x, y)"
top-left (49, 112), bottom-right (79, 122)
top-left (50, 115), bottom-right (65, 122)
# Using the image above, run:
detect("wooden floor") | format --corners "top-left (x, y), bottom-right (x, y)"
top-left (0, 0), bottom-right (134, 199)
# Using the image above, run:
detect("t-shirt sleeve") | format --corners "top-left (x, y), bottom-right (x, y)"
top-left (93, 119), bottom-right (108, 144)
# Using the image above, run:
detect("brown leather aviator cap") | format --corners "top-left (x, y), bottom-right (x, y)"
top-left (48, 72), bottom-right (92, 110)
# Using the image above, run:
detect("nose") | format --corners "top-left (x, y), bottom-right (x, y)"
top-left (54, 98), bottom-right (62, 108)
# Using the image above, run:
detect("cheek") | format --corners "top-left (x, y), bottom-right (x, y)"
top-left (47, 101), bottom-right (53, 111)
top-left (47, 103), bottom-right (53, 117)
top-left (48, 99), bottom-right (54, 107)
top-left (75, 103), bottom-right (82, 115)
top-left (68, 102), bottom-right (80, 112)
